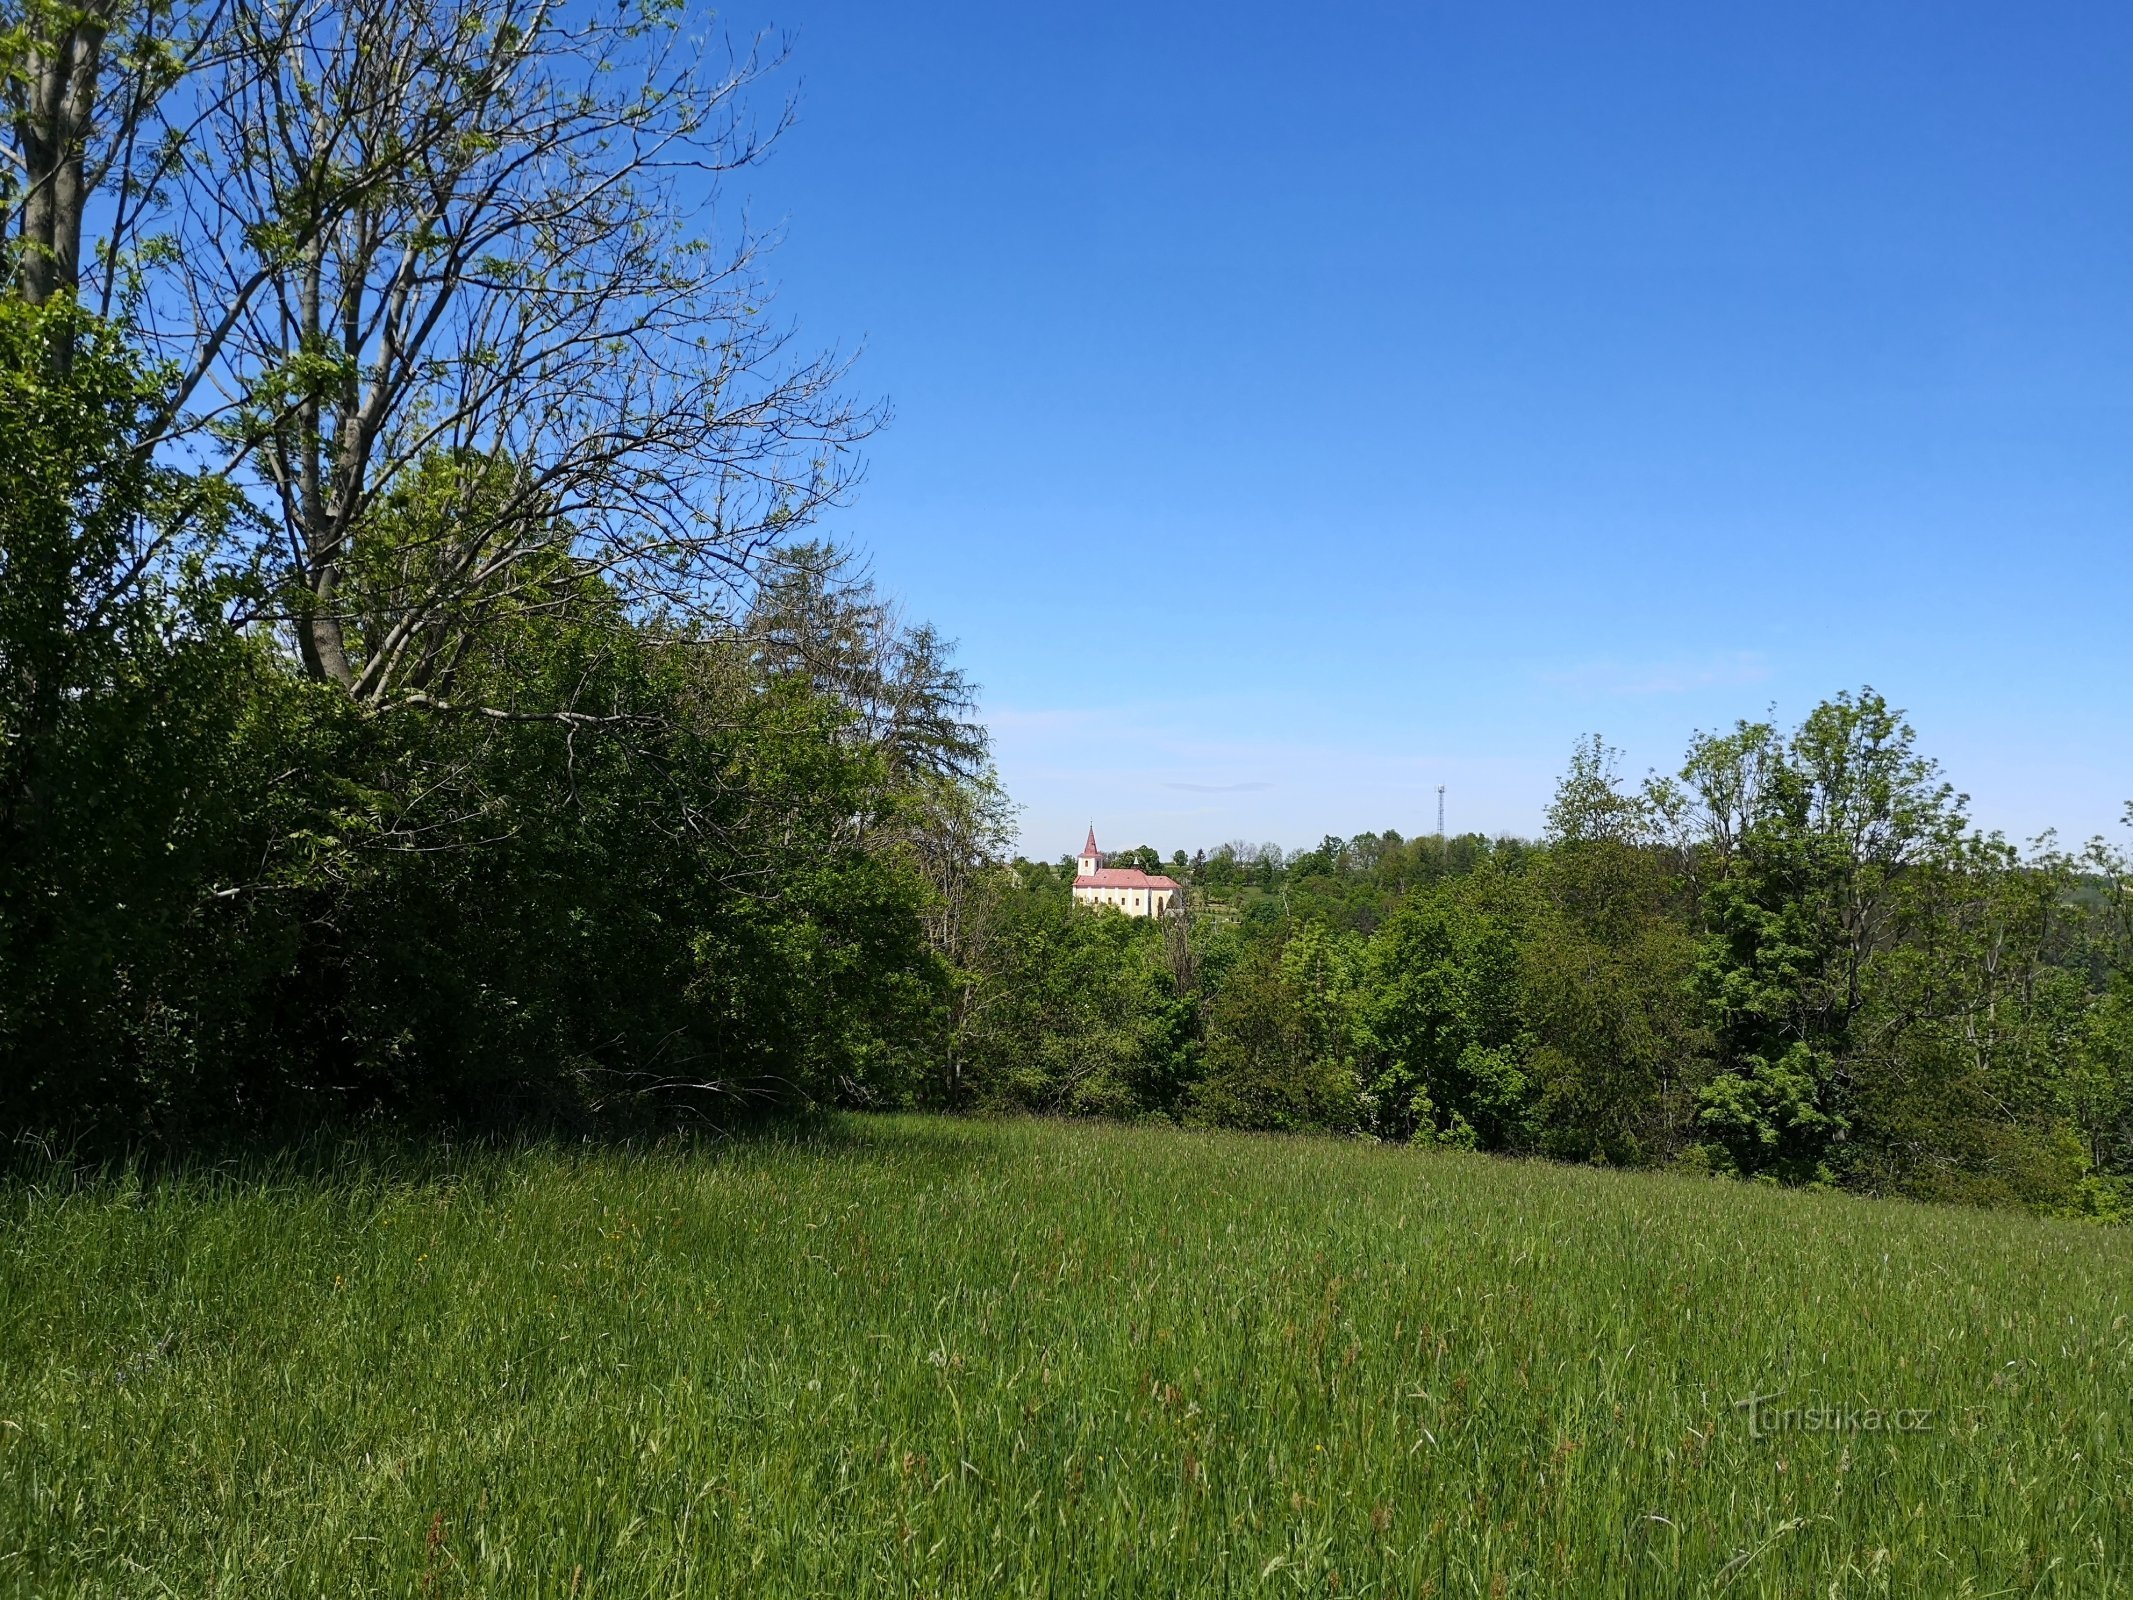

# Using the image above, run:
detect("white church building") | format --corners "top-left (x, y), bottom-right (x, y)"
top-left (1071, 827), bottom-right (1183, 918)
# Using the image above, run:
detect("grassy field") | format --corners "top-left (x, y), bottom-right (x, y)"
top-left (3, 1115), bottom-right (2129, 1597)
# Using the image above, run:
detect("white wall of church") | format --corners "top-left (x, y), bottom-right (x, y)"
top-left (1071, 883), bottom-right (1177, 919)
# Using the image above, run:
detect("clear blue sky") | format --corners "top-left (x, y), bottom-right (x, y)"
top-left (725, 1), bottom-right (2132, 857)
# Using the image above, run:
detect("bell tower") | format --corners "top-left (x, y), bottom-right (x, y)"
top-left (1078, 825), bottom-right (1101, 877)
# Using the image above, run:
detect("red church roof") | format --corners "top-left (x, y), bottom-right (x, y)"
top-left (1081, 825), bottom-right (1100, 859)
top-left (1074, 868), bottom-right (1183, 891)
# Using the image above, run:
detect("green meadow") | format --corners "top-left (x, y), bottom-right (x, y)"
top-left (3, 1115), bottom-right (2128, 1597)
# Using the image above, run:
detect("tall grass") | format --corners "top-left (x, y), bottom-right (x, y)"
top-left (2, 1116), bottom-right (2128, 1596)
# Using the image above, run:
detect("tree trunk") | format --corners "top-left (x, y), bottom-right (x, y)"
top-left (9, 3), bottom-right (116, 307)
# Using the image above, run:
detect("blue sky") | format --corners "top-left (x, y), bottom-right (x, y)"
top-left (722, 2), bottom-right (2133, 857)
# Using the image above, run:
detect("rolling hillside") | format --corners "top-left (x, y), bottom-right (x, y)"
top-left (4, 1116), bottom-right (2128, 1596)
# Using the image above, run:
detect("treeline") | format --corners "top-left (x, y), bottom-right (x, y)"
top-left (0, 0), bottom-right (998, 1142)
top-left (0, 291), bottom-right (986, 1139)
top-left (942, 707), bottom-right (2133, 1218)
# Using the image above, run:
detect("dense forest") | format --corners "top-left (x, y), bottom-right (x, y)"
top-left (3, 0), bottom-right (2129, 1217)
top-left (956, 714), bottom-right (2133, 1216)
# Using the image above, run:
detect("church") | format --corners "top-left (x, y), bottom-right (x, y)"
top-left (1071, 827), bottom-right (1183, 918)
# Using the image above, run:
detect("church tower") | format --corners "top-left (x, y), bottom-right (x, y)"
top-left (1078, 825), bottom-right (1101, 877)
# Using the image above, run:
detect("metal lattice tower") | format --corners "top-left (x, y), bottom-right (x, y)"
top-left (1437, 785), bottom-right (1447, 859)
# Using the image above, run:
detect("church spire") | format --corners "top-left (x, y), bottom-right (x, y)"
top-left (1082, 824), bottom-right (1099, 861)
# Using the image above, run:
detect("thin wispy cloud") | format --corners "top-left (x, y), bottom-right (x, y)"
top-left (1165, 780), bottom-right (1275, 793)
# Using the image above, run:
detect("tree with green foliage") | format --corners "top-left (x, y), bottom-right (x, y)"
top-left (1354, 882), bottom-right (1530, 1146)
top-left (1521, 737), bottom-right (1709, 1165)
top-left (1680, 692), bottom-right (1972, 1183)
top-left (1190, 931), bottom-right (1359, 1133)
top-left (7, 0), bottom-right (871, 710)
top-left (0, 294), bottom-right (349, 1134)
top-left (948, 864), bottom-right (1194, 1117)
